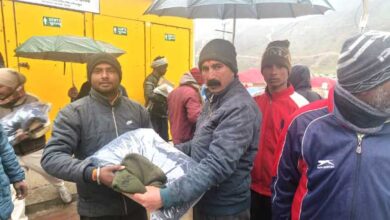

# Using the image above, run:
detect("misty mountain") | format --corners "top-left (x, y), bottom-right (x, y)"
top-left (195, 0), bottom-right (390, 76)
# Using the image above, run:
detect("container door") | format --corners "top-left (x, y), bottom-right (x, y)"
top-left (150, 24), bottom-right (191, 86)
top-left (14, 2), bottom-right (85, 119)
top-left (94, 15), bottom-right (146, 104)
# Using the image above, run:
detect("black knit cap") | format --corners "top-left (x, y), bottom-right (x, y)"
top-left (261, 40), bottom-right (291, 72)
top-left (87, 53), bottom-right (122, 81)
top-left (198, 39), bottom-right (238, 74)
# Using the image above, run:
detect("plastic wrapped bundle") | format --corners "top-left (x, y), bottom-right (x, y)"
top-left (0, 102), bottom-right (50, 144)
top-left (89, 128), bottom-right (200, 220)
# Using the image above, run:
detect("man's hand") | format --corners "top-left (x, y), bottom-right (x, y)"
top-left (99, 165), bottom-right (125, 187)
top-left (128, 186), bottom-right (163, 211)
top-left (14, 129), bottom-right (29, 144)
top-left (67, 86), bottom-right (79, 99)
top-left (13, 180), bottom-right (28, 199)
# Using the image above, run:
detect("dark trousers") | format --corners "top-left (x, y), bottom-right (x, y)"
top-left (250, 190), bottom-right (271, 220)
top-left (80, 208), bottom-right (147, 220)
top-left (150, 114), bottom-right (169, 141)
top-left (193, 206), bottom-right (250, 220)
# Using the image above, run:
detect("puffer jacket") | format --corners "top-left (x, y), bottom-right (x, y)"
top-left (41, 89), bottom-right (152, 217)
top-left (272, 90), bottom-right (390, 220)
top-left (0, 94), bottom-right (46, 156)
top-left (0, 125), bottom-right (25, 220)
top-left (160, 79), bottom-right (262, 216)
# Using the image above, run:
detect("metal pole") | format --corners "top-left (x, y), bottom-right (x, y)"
top-left (222, 23), bottom-right (226, 39)
top-left (232, 5), bottom-right (236, 45)
top-left (359, 0), bottom-right (369, 33)
top-left (232, 18), bottom-right (236, 45)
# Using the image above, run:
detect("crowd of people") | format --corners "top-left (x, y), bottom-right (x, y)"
top-left (0, 30), bottom-right (389, 220)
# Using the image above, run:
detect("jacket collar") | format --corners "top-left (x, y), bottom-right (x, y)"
top-left (0, 94), bottom-right (27, 109)
top-left (90, 88), bottom-right (121, 107)
top-left (205, 78), bottom-right (240, 104)
top-left (151, 71), bottom-right (161, 80)
top-left (328, 85), bottom-right (388, 134)
top-left (265, 85), bottom-right (294, 100)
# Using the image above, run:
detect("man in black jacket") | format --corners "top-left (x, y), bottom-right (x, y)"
top-left (41, 53), bottom-right (152, 220)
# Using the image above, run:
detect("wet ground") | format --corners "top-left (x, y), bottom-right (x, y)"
top-left (28, 201), bottom-right (193, 220)
top-left (28, 202), bottom-right (78, 220)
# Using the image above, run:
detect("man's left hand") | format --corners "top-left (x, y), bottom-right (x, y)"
top-left (128, 186), bottom-right (163, 211)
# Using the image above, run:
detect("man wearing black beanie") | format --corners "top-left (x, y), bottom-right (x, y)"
top-left (273, 31), bottom-right (390, 219)
top-left (131, 39), bottom-right (262, 220)
top-left (41, 53), bottom-right (152, 219)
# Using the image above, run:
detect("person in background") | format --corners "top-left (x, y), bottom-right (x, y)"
top-left (289, 64), bottom-right (322, 102)
top-left (0, 68), bottom-right (72, 220)
top-left (251, 40), bottom-right (308, 220)
top-left (131, 39), bottom-right (262, 220)
top-left (143, 56), bottom-right (169, 141)
top-left (41, 53), bottom-right (152, 220)
top-left (0, 124), bottom-right (27, 220)
top-left (168, 67), bottom-right (203, 145)
top-left (272, 30), bottom-right (390, 220)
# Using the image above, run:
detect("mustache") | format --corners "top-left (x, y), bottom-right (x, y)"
top-left (207, 79), bottom-right (221, 87)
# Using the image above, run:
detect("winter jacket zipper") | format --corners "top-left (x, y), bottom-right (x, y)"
top-left (111, 106), bottom-right (127, 215)
top-left (350, 133), bottom-right (364, 220)
top-left (112, 107), bottom-right (119, 137)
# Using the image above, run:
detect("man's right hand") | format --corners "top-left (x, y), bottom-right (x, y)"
top-left (99, 165), bottom-right (125, 187)
top-left (13, 180), bottom-right (28, 199)
top-left (14, 129), bottom-right (29, 144)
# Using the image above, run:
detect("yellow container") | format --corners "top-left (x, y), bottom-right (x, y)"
top-left (0, 0), bottom-right (193, 122)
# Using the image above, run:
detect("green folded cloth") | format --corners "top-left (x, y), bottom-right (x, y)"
top-left (112, 153), bottom-right (167, 194)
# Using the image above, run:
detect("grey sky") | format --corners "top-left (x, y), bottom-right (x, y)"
top-left (194, 0), bottom-right (363, 41)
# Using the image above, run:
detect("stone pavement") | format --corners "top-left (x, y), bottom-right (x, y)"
top-left (25, 168), bottom-right (193, 220)
top-left (28, 201), bottom-right (78, 220)
top-left (24, 167), bottom-right (77, 216)
top-left (28, 202), bottom-right (193, 220)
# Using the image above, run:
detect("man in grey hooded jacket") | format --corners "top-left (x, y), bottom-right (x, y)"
top-left (41, 53), bottom-right (152, 220)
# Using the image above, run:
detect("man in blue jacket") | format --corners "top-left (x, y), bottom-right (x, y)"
top-left (0, 125), bottom-right (27, 220)
top-left (272, 31), bottom-right (390, 220)
top-left (131, 39), bottom-right (262, 219)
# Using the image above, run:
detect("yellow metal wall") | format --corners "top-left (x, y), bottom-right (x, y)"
top-left (0, 0), bottom-right (193, 121)
top-left (11, 2), bottom-right (86, 119)
top-left (149, 23), bottom-right (191, 86)
top-left (93, 15), bottom-right (146, 103)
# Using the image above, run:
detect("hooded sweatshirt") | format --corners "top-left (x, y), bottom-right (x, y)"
top-left (289, 65), bottom-right (322, 102)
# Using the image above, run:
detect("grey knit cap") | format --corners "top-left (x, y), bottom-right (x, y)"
top-left (198, 39), bottom-right (238, 74)
top-left (337, 31), bottom-right (390, 93)
top-left (87, 53), bottom-right (122, 81)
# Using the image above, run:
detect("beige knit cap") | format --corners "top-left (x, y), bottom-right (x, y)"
top-left (0, 68), bottom-right (26, 89)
